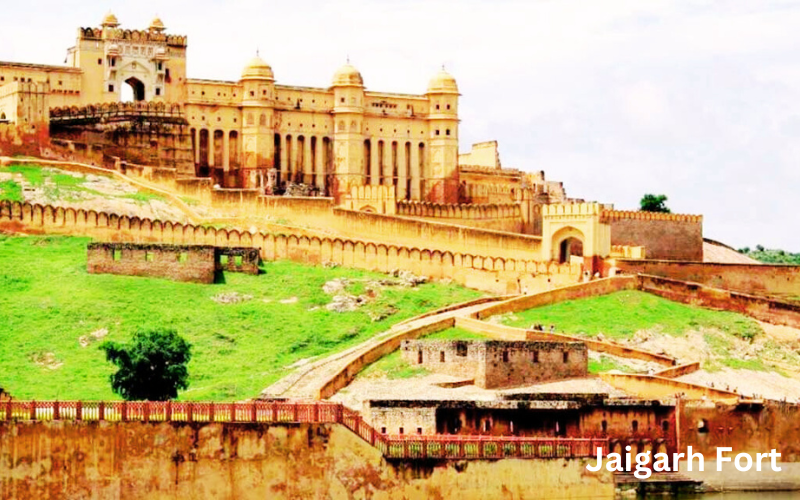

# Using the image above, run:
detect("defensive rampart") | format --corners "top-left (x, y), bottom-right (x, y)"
top-left (396, 200), bottom-right (523, 233)
top-left (0, 200), bottom-right (581, 294)
top-left (0, 401), bottom-right (614, 499)
top-left (602, 210), bottom-right (703, 261)
top-left (614, 259), bottom-right (800, 298)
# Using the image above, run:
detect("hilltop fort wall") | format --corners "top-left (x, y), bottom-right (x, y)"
top-left (601, 210), bottom-right (703, 261)
top-left (0, 420), bottom-right (614, 500)
top-left (613, 259), bottom-right (800, 298)
top-left (0, 201), bottom-right (582, 294)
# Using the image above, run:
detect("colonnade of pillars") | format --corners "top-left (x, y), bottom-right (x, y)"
top-left (191, 128), bottom-right (240, 176)
top-left (190, 128), bottom-right (426, 200)
top-left (274, 134), bottom-right (332, 191)
top-left (364, 139), bottom-right (424, 200)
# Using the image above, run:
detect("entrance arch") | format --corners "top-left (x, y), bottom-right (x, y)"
top-left (550, 226), bottom-right (585, 264)
top-left (122, 77), bottom-right (146, 102)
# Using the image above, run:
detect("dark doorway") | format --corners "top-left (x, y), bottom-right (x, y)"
top-left (123, 77), bottom-right (146, 102)
top-left (559, 237), bottom-right (584, 264)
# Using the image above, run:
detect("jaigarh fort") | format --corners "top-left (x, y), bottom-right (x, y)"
top-left (1, 12), bottom-right (799, 499)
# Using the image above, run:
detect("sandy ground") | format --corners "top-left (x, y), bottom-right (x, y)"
top-left (2, 168), bottom-right (190, 222)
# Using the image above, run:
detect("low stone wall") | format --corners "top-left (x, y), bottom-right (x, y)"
top-left (87, 242), bottom-right (216, 283)
top-left (614, 258), bottom-right (800, 298)
top-left (654, 362), bottom-right (701, 379)
top-left (601, 374), bottom-right (739, 403)
top-left (396, 200), bottom-right (523, 233)
top-left (637, 274), bottom-right (800, 328)
top-left (318, 316), bottom-right (456, 399)
top-left (216, 247), bottom-right (260, 275)
top-left (0, 420), bottom-right (614, 500)
top-left (474, 276), bottom-right (638, 319)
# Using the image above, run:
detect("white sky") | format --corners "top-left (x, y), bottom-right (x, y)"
top-left (2, 0), bottom-right (799, 251)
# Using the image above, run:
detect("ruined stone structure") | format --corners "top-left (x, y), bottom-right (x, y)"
top-left (400, 339), bottom-right (588, 389)
top-left (87, 242), bottom-right (259, 283)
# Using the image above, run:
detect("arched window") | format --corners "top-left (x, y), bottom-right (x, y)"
top-left (247, 113), bottom-right (254, 126)
top-left (338, 120), bottom-right (345, 132)
top-left (0, 112), bottom-right (6, 121)
top-left (259, 113), bottom-right (267, 126)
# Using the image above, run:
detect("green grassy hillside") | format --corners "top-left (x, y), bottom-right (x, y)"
top-left (0, 235), bottom-right (481, 401)
top-left (501, 290), bottom-right (760, 340)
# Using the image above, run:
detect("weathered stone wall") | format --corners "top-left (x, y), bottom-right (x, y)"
top-left (0, 421), bottom-right (615, 499)
top-left (400, 340), bottom-right (587, 389)
top-left (87, 242), bottom-right (216, 283)
top-left (680, 400), bottom-right (800, 461)
top-left (615, 259), bottom-right (800, 298)
top-left (603, 210), bottom-right (703, 261)
top-left (216, 247), bottom-right (260, 275)
top-left (637, 274), bottom-right (800, 328)
top-left (483, 341), bottom-right (588, 389)
top-left (368, 405), bottom-right (437, 436)
top-left (396, 200), bottom-right (523, 233)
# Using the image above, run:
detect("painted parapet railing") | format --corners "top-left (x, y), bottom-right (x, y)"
top-left (0, 400), bottom-right (606, 461)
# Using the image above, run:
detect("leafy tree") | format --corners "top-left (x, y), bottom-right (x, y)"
top-left (639, 194), bottom-right (671, 213)
top-left (739, 246), bottom-right (800, 265)
top-left (100, 329), bottom-right (192, 401)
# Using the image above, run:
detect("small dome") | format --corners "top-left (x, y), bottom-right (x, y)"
top-left (427, 69), bottom-right (458, 94)
top-left (241, 55), bottom-right (274, 81)
top-left (149, 16), bottom-right (166, 32)
top-left (101, 11), bottom-right (120, 27)
top-left (332, 63), bottom-right (364, 87)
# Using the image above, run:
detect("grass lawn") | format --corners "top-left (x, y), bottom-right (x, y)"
top-left (500, 290), bottom-right (761, 340)
top-left (0, 235), bottom-right (482, 401)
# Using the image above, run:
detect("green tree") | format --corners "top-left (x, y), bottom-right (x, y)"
top-left (639, 194), bottom-right (671, 213)
top-left (100, 329), bottom-right (192, 401)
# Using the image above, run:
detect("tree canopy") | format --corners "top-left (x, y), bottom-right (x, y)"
top-left (100, 329), bottom-right (192, 401)
top-left (639, 194), bottom-right (671, 213)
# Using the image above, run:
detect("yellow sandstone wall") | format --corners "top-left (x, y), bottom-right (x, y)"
top-left (0, 421), bottom-right (614, 500)
top-left (0, 201), bottom-right (581, 294)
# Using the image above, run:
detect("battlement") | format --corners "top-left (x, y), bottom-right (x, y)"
top-left (50, 101), bottom-right (186, 126)
top-left (397, 200), bottom-right (521, 220)
top-left (543, 203), bottom-right (603, 217)
top-left (78, 27), bottom-right (187, 47)
top-left (601, 210), bottom-right (702, 224)
top-left (341, 185), bottom-right (396, 215)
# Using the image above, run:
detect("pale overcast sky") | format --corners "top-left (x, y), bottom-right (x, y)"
top-left (2, 1), bottom-right (798, 250)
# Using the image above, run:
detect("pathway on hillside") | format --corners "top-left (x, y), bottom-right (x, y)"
top-left (261, 300), bottom-right (503, 400)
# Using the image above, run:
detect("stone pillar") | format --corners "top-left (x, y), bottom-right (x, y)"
top-left (398, 142), bottom-right (408, 200)
top-left (383, 142), bottom-right (393, 187)
top-left (304, 137), bottom-right (313, 185)
top-left (410, 144), bottom-right (421, 200)
top-left (370, 139), bottom-right (380, 186)
top-left (314, 137), bottom-right (325, 190)
top-left (280, 135), bottom-right (288, 185)
top-left (290, 136), bottom-right (299, 183)
top-left (208, 131), bottom-right (215, 168)
top-left (222, 131), bottom-right (230, 171)
top-left (194, 128), bottom-right (200, 165)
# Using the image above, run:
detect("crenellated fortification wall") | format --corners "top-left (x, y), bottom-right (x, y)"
top-left (331, 208), bottom-right (543, 262)
top-left (0, 201), bottom-right (581, 294)
top-left (602, 210), bottom-right (703, 261)
top-left (396, 200), bottom-right (523, 232)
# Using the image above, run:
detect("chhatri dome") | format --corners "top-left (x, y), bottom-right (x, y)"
top-left (241, 54), bottom-right (275, 81)
top-left (332, 62), bottom-right (364, 87)
top-left (427, 68), bottom-right (458, 94)
top-left (101, 11), bottom-right (120, 28)
top-left (149, 16), bottom-right (166, 32)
